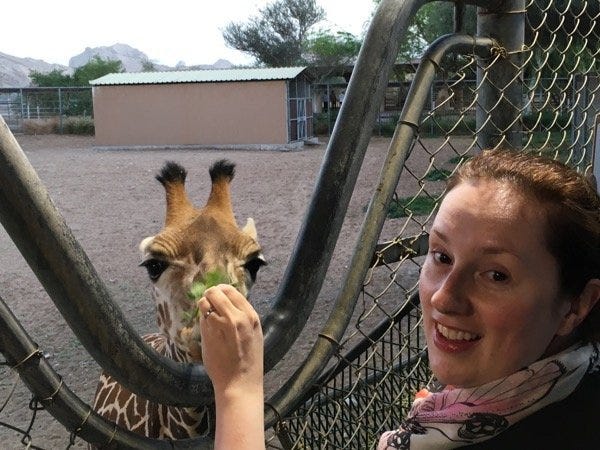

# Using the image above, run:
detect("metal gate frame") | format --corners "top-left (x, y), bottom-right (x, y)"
top-left (1, 0), bottom-right (574, 448)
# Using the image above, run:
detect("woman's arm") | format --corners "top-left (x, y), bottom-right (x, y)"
top-left (198, 284), bottom-right (265, 449)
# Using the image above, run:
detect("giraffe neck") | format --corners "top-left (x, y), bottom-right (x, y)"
top-left (93, 332), bottom-right (213, 440)
top-left (152, 287), bottom-right (196, 362)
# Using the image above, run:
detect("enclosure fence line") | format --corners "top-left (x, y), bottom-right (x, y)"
top-left (1, 0), bottom-right (599, 448)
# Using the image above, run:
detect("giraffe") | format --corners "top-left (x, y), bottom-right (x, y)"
top-left (92, 159), bottom-right (266, 440)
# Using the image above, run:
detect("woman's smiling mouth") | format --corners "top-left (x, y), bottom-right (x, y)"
top-left (436, 322), bottom-right (481, 341)
top-left (433, 321), bottom-right (482, 353)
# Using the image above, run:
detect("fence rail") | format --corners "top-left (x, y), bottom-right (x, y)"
top-left (0, 87), bottom-right (92, 133)
top-left (1, 0), bottom-right (599, 448)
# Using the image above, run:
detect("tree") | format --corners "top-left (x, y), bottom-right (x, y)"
top-left (371, 0), bottom-right (476, 63)
top-left (72, 56), bottom-right (123, 85)
top-left (28, 57), bottom-right (123, 117)
top-left (222, 0), bottom-right (325, 66)
top-left (304, 31), bottom-right (362, 68)
top-left (30, 69), bottom-right (73, 87)
top-left (141, 59), bottom-right (157, 72)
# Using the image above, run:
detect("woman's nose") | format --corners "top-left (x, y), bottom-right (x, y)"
top-left (429, 270), bottom-right (473, 315)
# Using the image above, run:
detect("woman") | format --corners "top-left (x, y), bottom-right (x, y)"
top-left (198, 149), bottom-right (599, 449)
top-left (379, 149), bottom-right (600, 449)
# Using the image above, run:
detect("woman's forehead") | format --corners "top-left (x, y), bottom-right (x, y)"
top-left (434, 180), bottom-right (549, 247)
top-left (443, 179), bottom-right (528, 213)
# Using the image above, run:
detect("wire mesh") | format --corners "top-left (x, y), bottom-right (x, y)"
top-left (1, 1), bottom-right (599, 448)
top-left (0, 87), bottom-right (93, 134)
top-left (278, 1), bottom-right (600, 448)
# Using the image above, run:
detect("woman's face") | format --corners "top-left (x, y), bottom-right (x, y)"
top-left (420, 179), bottom-right (571, 388)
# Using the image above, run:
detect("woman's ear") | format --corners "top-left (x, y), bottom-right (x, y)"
top-left (556, 279), bottom-right (600, 336)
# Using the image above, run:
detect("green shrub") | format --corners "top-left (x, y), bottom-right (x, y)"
top-left (23, 118), bottom-right (60, 134)
top-left (522, 111), bottom-right (569, 131)
top-left (314, 111), bottom-right (339, 135)
top-left (63, 117), bottom-right (95, 135)
top-left (422, 115), bottom-right (476, 137)
top-left (448, 154), bottom-right (472, 165)
top-left (375, 117), bottom-right (400, 137)
top-left (424, 167), bottom-right (452, 181)
top-left (388, 195), bottom-right (438, 218)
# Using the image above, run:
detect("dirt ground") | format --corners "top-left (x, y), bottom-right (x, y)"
top-left (0, 133), bottom-right (465, 448)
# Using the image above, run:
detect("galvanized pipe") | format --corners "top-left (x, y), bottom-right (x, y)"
top-left (261, 0), bottom-right (514, 371)
top-left (0, 116), bottom-right (211, 406)
top-left (262, 0), bottom-right (424, 371)
top-left (0, 294), bottom-right (211, 449)
top-left (476, 0), bottom-right (526, 149)
top-left (265, 33), bottom-right (495, 427)
top-left (0, 0), bottom-right (517, 437)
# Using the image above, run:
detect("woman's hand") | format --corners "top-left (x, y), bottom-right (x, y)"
top-left (198, 284), bottom-right (263, 394)
top-left (198, 284), bottom-right (265, 449)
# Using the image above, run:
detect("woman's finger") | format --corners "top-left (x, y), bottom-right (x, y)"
top-left (197, 296), bottom-right (217, 320)
top-left (202, 284), bottom-right (246, 318)
top-left (216, 284), bottom-right (255, 314)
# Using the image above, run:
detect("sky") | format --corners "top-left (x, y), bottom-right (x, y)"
top-left (1, 0), bottom-right (375, 67)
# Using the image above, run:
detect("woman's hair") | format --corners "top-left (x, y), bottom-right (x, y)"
top-left (446, 149), bottom-right (600, 342)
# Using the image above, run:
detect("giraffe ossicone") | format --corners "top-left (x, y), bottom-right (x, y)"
top-left (92, 159), bottom-right (266, 440)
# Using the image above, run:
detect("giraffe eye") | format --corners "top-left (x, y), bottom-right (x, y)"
top-left (244, 255), bottom-right (266, 282)
top-left (141, 258), bottom-right (169, 281)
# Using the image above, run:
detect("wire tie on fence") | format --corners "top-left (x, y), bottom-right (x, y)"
top-left (40, 377), bottom-right (63, 402)
top-left (490, 44), bottom-right (508, 59)
top-left (398, 120), bottom-right (420, 132)
top-left (11, 348), bottom-right (42, 371)
top-left (422, 56), bottom-right (442, 72)
top-left (317, 332), bottom-right (341, 348)
top-left (506, 44), bottom-right (531, 55)
top-left (71, 407), bottom-right (92, 439)
top-left (29, 397), bottom-right (44, 411)
top-left (104, 423), bottom-right (118, 447)
top-left (264, 401), bottom-right (284, 424)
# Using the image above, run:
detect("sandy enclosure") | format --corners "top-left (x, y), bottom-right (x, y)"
top-left (0, 134), bottom-right (467, 448)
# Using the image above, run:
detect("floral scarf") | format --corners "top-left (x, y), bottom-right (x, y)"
top-left (378, 342), bottom-right (599, 449)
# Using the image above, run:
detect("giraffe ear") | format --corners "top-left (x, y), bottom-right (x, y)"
top-left (139, 236), bottom-right (155, 254)
top-left (242, 218), bottom-right (258, 240)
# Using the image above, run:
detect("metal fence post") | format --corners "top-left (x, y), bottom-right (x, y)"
top-left (58, 87), bottom-right (63, 134)
top-left (476, 0), bottom-right (525, 150)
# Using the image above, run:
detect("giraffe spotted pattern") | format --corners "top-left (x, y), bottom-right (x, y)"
top-left (92, 160), bottom-right (265, 442)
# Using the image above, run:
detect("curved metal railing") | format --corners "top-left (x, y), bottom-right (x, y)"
top-left (0, 0), bottom-right (515, 447)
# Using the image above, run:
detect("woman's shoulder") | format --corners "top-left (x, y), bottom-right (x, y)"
top-left (465, 371), bottom-right (599, 449)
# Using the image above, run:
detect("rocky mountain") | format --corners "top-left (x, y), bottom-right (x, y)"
top-left (0, 43), bottom-right (234, 87)
top-left (0, 52), bottom-right (71, 87)
top-left (68, 43), bottom-right (168, 73)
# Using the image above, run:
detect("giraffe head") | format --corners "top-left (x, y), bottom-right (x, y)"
top-left (139, 160), bottom-right (266, 352)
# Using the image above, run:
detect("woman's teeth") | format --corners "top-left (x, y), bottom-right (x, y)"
top-left (437, 323), bottom-right (480, 341)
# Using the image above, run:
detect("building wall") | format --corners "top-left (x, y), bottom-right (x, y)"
top-left (92, 81), bottom-right (288, 146)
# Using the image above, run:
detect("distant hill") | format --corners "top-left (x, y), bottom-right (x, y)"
top-left (68, 43), bottom-right (169, 73)
top-left (0, 52), bottom-right (71, 87)
top-left (0, 43), bottom-right (235, 87)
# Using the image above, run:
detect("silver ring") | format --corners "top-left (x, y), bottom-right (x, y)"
top-left (204, 308), bottom-right (214, 319)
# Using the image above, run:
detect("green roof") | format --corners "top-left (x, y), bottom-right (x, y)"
top-left (90, 66), bottom-right (307, 86)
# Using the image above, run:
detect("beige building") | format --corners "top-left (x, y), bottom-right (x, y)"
top-left (90, 67), bottom-right (314, 148)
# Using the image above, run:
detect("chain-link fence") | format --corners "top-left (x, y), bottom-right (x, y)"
top-left (0, 87), bottom-right (92, 134)
top-left (0, 0), bottom-right (599, 449)
top-left (275, 1), bottom-right (600, 448)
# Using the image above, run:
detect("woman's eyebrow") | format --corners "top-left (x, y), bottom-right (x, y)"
top-left (431, 228), bottom-right (523, 260)
top-left (430, 228), bottom-right (449, 242)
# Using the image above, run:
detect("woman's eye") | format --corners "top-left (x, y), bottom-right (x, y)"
top-left (485, 270), bottom-right (509, 283)
top-left (432, 251), bottom-right (452, 264)
top-left (141, 258), bottom-right (169, 281)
